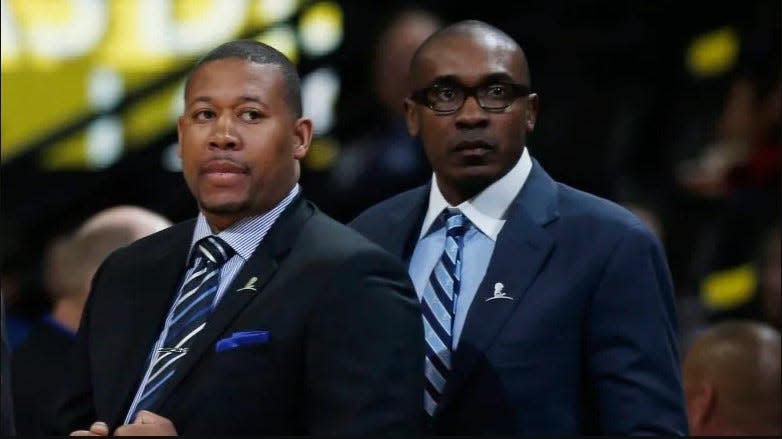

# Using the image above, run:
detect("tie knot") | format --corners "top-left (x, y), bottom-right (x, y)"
top-left (196, 236), bottom-right (234, 266)
top-left (444, 211), bottom-right (467, 238)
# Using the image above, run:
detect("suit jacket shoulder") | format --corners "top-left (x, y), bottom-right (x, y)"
top-left (550, 181), bottom-right (660, 246)
top-left (350, 186), bottom-right (428, 230)
top-left (299, 204), bottom-right (403, 262)
top-left (349, 186), bottom-right (429, 261)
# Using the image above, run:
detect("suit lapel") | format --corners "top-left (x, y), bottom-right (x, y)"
top-left (438, 160), bottom-right (560, 412)
top-left (150, 197), bottom-right (312, 411)
top-left (104, 221), bottom-right (194, 426)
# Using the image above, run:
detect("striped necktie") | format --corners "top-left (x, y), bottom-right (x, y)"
top-left (131, 235), bottom-right (234, 416)
top-left (422, 210), bottom-right (468, 416)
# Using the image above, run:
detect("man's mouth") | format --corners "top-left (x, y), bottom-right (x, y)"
top-left (202, 159), bottom-right (247, 174)
top-left (452, 140), bottom-right (494, 156)
top-left (200, 159), bottom-right (248, 185)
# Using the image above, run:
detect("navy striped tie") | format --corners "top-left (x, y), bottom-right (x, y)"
top-left (132, 235), bottom-right (234, 415)
top-left (422, 210), bottom-right (467, 416)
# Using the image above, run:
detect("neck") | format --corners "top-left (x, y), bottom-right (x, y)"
top-left (204, 214), bottom-right (238, 234)
top-left (202, 181), bottom-right (298, 233)
top-left (51, 299), bottom-right (84, 333)
top-left (437, 177), bottom-right (492, 206)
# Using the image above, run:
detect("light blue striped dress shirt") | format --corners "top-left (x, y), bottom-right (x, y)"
top-left (409, 149), bottom-right (531, 349)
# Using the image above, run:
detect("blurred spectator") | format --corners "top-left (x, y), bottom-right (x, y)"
top-left (665, 70), bottom-right (780, 299)
top-left (699, 223), bottom-right (781, 330)
top-left (674, 70), bottom-right (780, 328)
top-left (1, 294), bottom-right (15, 436)
top-left (320, 7), bottom-right (442, 222)
top-left (682, 320), bottom-right (780, 436)
top-left (11, 205), bottom-right (171, 436)
top-left (676, 75), bottom-right (780, 201)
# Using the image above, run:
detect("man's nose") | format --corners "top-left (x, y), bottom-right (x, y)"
top-left (209, 115), bottom-right (240, 149)
top-left (454, 94), bottom-right (489, 129)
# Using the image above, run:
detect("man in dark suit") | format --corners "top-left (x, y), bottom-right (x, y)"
top-left (13, 206), bottom-right (171, 435)
top-left (350, 20), bottom-right (689, 435)
top-left (54, 39), bottom-right (424, 436)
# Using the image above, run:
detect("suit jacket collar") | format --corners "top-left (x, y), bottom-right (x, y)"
top-left (420, 147), bottom-right (533, 241)
top-left (385, 158), bottom-right (558, 258)
top-left (188, 184), bottom-right (302, 262)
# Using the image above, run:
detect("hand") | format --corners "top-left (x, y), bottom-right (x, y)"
top-left (113, 410), bottom-right (178, 436)
top-left (70, 421), bottom-right (109, 436)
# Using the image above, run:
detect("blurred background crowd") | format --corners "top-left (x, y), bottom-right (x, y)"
top-left (0, 0), bottom-right (779, 433)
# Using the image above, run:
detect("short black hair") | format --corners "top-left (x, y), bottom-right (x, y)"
top-left (185, 39), bottom-right (302, 117)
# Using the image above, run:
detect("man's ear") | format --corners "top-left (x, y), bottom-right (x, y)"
top-left (688, 382), bottom-right (717, 434)
top-left (403, 98), bottom-right (420, 137)
top-left (176, 116), bottom-right (185, 157)
top-left (292, 117), bottom-right (313, 160)
top-left (525, 93), bottom-right (539, 132)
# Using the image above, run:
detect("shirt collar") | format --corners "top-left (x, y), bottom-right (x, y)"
top-left (189, 184), bottom-right (300, 262)
top-left (419, 147), bottom-right (532, 241)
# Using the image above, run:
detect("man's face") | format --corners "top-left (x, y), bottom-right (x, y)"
top-left (405, 34), bottom-right (538, 203)
top-left (177, 58), bottom-right (310, 231)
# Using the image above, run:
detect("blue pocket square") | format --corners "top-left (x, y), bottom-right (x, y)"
top-left (215, 330), bottom-right (270, 352)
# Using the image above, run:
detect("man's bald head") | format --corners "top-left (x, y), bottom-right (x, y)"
top-left (77, 205), bottom-right (172, 241)
top-left (683, 320), bottom-right (781, 435)
top-left (46, 206), bottom-right (172, 304)
top-left (410, 20), bottom-right (531, 88)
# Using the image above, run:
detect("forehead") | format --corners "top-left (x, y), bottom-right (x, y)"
top-left (185, 58), bottom-right (285, 103)
top-left (414, 34), bottom-right (526, 86)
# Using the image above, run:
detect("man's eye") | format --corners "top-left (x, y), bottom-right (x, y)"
top-left (239, 110), bottom-right (262, 122)
top-left (433, 87), bottom-right (458, 102)
top-left (485, 84), bottom-right (510, 98)
top-left (193, 110), bottom-right (214, 121)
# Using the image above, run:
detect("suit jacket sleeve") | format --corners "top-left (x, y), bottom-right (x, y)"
top-left (304, 247), bottom-right (425, 435)
top-left (586, 224), bottom-right (688, 435)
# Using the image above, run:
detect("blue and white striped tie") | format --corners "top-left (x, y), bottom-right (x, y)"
top-left (132, 235), bottom-right (234, 416)
top-left (422, 210), bottom-right (467, 416)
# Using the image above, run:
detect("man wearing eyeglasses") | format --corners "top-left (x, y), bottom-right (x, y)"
top-left (350, 20), bottom-right (688, 435)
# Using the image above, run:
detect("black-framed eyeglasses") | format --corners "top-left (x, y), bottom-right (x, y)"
top-left (410, 82), bottom-right (531, 114)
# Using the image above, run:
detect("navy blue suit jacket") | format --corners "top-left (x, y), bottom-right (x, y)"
top-left (350, 159), bottom-right (689, 435)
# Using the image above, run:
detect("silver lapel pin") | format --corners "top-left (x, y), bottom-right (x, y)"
top-left (485, 282), bottom-right (513, 301)
top-left (237, 276), bottom-right (258, 292)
